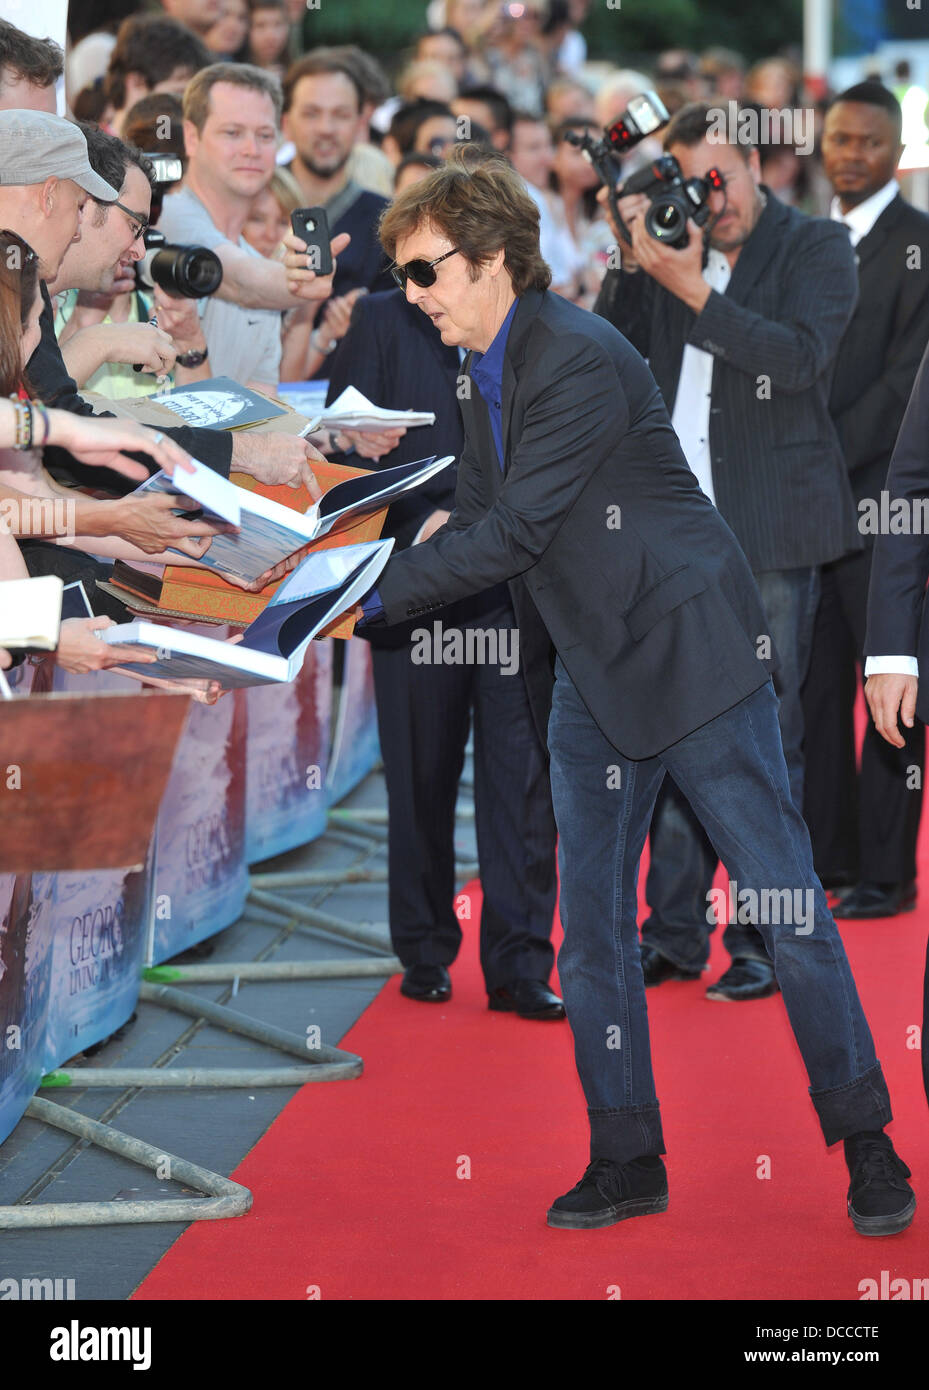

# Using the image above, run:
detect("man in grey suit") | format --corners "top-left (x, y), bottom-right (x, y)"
top-left (594, 101), bottom-right (861, 1001)
top-left (287, 150), bottom-right (914, 1235)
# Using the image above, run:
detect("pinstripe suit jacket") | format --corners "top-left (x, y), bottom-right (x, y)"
top-left (593, 189), bottom-right (861, 572)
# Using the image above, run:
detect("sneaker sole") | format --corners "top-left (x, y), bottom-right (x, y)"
top-left (705, 986), bottom-right (780, 1002)
top-left (546, 1190), bottom-right (669, 1230)
top-left (848, 1195), bottom-right (916, 1237)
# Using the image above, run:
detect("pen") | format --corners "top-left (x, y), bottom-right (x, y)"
top-left (133, 313), bottom-right (159, 373)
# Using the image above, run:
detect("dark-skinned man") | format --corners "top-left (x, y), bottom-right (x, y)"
top-left (802, 82), bottom-right (929, 921)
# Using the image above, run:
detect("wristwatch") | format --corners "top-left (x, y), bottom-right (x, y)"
top-left (175, 346), bottom-right (209, 368)
top-left (310, 328), bottom-right (338, 356)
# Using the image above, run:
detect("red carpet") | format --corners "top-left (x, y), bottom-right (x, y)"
top-left (134, 847), bottom-right (928, 1301)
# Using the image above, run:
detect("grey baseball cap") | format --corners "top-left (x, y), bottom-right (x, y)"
top-left (0, 110), bottom-right (118, 201)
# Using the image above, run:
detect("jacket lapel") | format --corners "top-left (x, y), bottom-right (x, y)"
top-left (722, 187), bottom-right (786, 304)
top-left (500, 289), bottom-right (543, 473)
top-left (853, 194), bottom-right (904, 272)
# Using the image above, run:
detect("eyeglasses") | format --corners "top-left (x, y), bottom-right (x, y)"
top-left (390, 247), bottom-right (460, 290)
top-left (105, 199), bottom-right (150, 242)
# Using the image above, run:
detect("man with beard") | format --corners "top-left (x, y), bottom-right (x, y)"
top-left (282, 50), bottom-right (394, 308)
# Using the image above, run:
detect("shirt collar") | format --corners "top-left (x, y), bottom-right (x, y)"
top-left (830, 179), bottom-right (899, 245)
top-left (470, 297), bottom-right (519, 390)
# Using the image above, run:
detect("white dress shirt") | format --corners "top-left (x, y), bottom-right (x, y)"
top-left (670, 248), bottom-right (732, 505)
top-left (830, 181), bottom-right (917, 679)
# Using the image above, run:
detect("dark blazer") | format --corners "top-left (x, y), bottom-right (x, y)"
top-left (374, 288), bottom-right (775, 760)
top-left (29, 283), bottom-right (233, 492)
top-left (830, 193), bottom-right (929, 509)
top-left (326, 288), bottom-right (508, 651)
top-left (593, 189), bottom-right (861, 572)
top-left (864, 340), bottom-right (929, 724)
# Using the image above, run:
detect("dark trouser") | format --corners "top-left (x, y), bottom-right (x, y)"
top-left (548, 661), bottom-right (892, 1163)
top-left (371, 595), bottom-right (558, 992)
top-left (802, 547), bottom-right (924, 886)
top-left (642, 565), bottom-right (821, 973)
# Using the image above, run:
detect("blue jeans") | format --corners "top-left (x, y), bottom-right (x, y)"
top-left (642, 565), bottom-right (821, 971)
top-left (547, 660), bottom-right (891, 1164)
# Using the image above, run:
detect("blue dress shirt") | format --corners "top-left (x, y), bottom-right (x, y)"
top-left (359, 301), bottom-right (518, 624)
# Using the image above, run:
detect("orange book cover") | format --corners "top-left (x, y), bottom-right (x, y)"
top-left (111, 461), bottom-right (383, 640)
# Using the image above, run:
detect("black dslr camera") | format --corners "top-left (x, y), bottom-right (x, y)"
top-left (135, 152), bottom-right (223, 298)
top-left (135, 227), bottom-right (223, 299)
top-left (616, 155), bottom-right (725, 250)
top-left (565, 91), bottom-right (723, 251)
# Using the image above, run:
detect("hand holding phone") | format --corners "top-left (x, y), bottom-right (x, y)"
top-left (291, 206), bottom-right (334, 276)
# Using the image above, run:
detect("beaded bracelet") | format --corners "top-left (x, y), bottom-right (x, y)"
top-left (11, 399), bottom-right (32, 450)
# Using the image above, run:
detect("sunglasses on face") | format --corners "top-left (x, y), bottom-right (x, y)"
top-left (390, 246), bottom-right (460, 290)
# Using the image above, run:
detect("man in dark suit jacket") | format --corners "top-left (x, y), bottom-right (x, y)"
top-left (802, 83), bottom-right (929, 919)
top-left (339, 150), bottom-right (914, 1235)
top-left (594, 101), bottom-right (860, 1001)
top-left (864, 340), bottom-right (929, 1115)
top-left (326, 287), bottom-right (561, 1017)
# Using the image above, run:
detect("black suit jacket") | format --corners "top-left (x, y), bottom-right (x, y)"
top-left (830, 193), bottom-right (929, 509)
top-left (374, 288), bottom-right (775, 760)
top-left (864, 340), bottom-right (929, 724)
top-left (326, 288), bottom-right (510, 651)
top-left (594, 189), bottom-right (861, 572)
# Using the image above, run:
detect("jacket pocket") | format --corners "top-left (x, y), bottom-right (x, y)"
top-left (622, 565), bottom-right (708, 642)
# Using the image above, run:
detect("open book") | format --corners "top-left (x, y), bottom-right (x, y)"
top-left (138, 452), bottom-right (453, 584)
top-left (99, 539), bottom-right (393, 689)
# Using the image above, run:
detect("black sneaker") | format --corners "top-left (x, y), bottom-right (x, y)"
top-left (845, 1133), bottom-right (916, 1236)
top-left (546, 1156), bottom-right (669, 1230)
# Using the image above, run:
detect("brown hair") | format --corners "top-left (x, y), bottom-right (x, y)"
top-left (0, 18), bottom-right (62, 94)
top-left (282, 49), bottom-right (365, 115)
top-left (379, 146), bottom-right (551, 295)
top-left (0, 230), bottom-right (39, 396)
top-left (664, 100), bottom-right (753, 162)
top-left (183, 62), bottom-right (282, 133)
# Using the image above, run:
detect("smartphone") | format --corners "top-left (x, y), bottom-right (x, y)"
top-left (291, 206), bottom-right (333, 276)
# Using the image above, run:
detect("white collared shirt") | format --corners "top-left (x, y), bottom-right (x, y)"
top-left (670, 248), bottom-right (732, 506)
top-left (831, 181), bottom-right (918, 679)
top-left (829, 178), bottom-right (899, 247)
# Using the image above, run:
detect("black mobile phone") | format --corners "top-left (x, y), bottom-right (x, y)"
top-left (291, 206), bottom-right (333, 276)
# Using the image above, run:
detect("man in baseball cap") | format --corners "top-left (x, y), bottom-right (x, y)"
top-left (0, 110), bottom-right (118, 278)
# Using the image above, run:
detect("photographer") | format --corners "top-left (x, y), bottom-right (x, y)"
top-left (594, 101), bottom-right (860, 1001)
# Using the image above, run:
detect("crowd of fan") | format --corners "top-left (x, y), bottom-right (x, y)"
top-left (1, 3), bottom-right (928, 978)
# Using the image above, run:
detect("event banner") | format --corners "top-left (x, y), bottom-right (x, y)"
top-left (0, 871), bottom-right (56, 1147)
top-left (150, 671), bottom-right (249, 964)
top-left (245, 638), bottom-right (333, 864)
top-left (40, 835), bottom-right (156, 1072)
top-left (326, 639), bottom-right (380, 805)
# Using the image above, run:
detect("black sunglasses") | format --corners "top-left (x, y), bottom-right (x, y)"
top-left (390, 247), bottom-right (460, 290)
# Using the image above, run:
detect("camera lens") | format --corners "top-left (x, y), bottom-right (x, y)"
top-left (149, 246), bottom-right (223, 299)
top-left (646, 198), bottom-right (686, 244)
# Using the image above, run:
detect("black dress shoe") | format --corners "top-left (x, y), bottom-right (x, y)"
top-left (832, 880), bottom-right (917, 920)
top-left (488, 979), bottom-right (565, 1019)
top-left (547, 1155), bottom-right (669, 1229)
top-left (400, 964), bottom-right (451, 1002)
top-left (640, 945), bottom-right (702, 987)
top-left (705, 957), bottom-right (779, 1002)
top-left (845, 1132), bottom-right (916, 1236)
